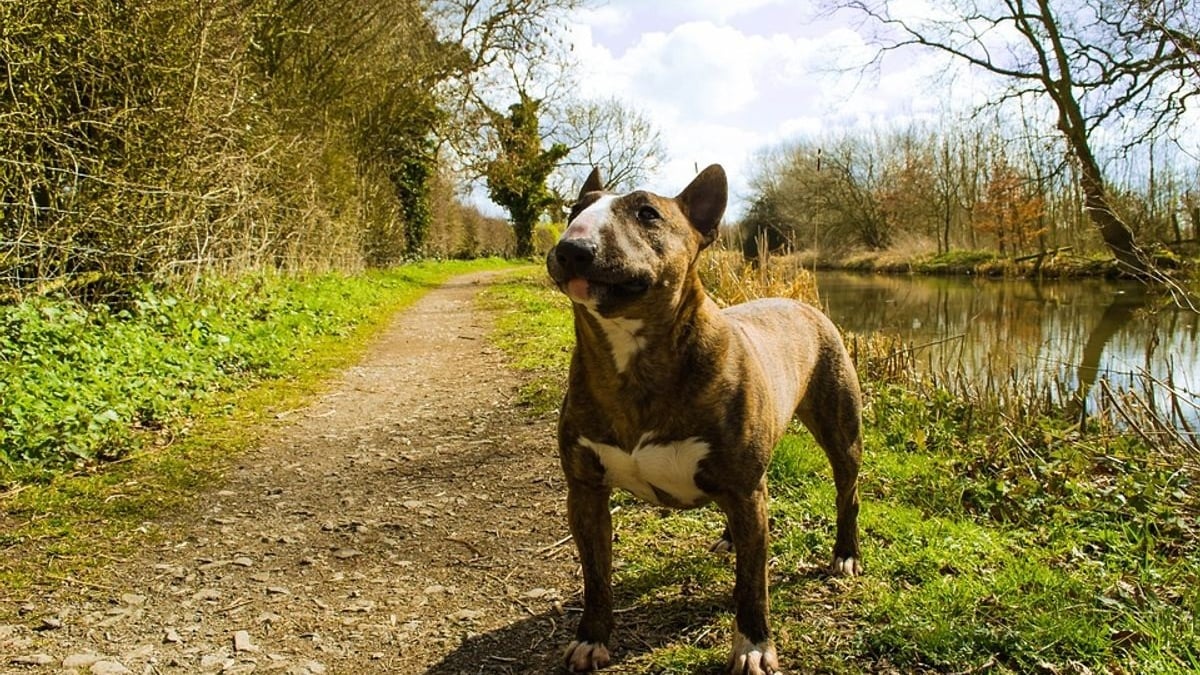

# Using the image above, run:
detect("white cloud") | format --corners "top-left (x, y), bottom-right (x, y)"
top-left (554, 2), bottom-right (1005, 217)
top-left (572, 4), bottom-right (629, 31)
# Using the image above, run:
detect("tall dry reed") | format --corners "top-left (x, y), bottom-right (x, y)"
top-left (699, 247), bottom-right (818, 307)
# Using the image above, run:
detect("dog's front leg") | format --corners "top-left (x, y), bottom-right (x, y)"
top-left (720, 481), bottom-right (780, 675)
top-left (564, 482), bottom-right (614, 672)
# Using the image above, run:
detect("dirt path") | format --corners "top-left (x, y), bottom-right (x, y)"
top-left (4, 273), bottom-right (579, 674)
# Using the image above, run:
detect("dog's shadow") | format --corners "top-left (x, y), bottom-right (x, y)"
top-left (423, 559), bottom-right (831, 674)
top-left (423, 595), bottom-right (723, 674)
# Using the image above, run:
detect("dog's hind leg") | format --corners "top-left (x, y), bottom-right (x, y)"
top-left (710, 524), bottom-right (734, 553)
top-left (797, 367), bottom-right (863, 576)
top-left (825, 433), bottom-right (862, 576)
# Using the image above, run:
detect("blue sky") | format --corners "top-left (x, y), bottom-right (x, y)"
top-left (562, 0), bottom-right (989, 215)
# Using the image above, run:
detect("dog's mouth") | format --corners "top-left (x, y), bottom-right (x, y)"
top-left (609, 279), bottom-right (651, 297)
top-left (564, 276), bottom-right (651, 305)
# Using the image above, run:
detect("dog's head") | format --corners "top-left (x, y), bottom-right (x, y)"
top-left (546, 164), bottom-right (727, 317)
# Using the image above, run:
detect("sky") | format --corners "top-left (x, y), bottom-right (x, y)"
top-left (559, 0), bottom-right (988, 217)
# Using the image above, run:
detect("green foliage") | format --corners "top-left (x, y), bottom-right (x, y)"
top-left (486, 93), bottom-right (570, 257)
top-left (533, 222), bottom-right (564, 256)
top-left (0, 0), bottom-right (513, 297)
top-left (0, 258), bottom-right (515, 594)
top-left (0, 260), bottom-right (511, 484)
top-left (914, 249), bottom-right (999, 274)
top-left (483, 268), bottom-right (1200, 673)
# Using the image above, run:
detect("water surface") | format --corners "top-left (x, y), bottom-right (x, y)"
top-left (813, 271), bottom-right (1200, 429)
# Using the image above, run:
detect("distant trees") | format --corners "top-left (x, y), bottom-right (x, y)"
top-left (975, 153), bottom-right (1046, 256)
top-left (834, 0), bottom-right (1200, 275)
top-left (739, 117), bottom-right (1198, 264)
top-left (741, 138), bottom-right (895, 258)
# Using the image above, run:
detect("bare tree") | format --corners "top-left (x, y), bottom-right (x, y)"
top-left (740, 136), bottom-right (893, 257)
top-left (428, 0), bottom-right (586, 155)
top-left (837, 0), bottom-right (1200, 277)
top-left (555, 98), bottom-right (668, 192)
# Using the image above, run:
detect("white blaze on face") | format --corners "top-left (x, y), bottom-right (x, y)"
top-left (560, 193), bottom-right (644, 373)
top-left (578, 434), bottom-right (711, 506)
top-left (561, 194), bottom-right (617, 244)
top-left (560, 195), bottom-right (617, 306)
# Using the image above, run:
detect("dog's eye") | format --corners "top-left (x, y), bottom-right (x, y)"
top-left (636, 206), bottom-right (661, 223)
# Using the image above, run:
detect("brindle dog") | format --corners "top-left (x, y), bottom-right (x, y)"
top-left (546, 165), bottom-right (862, 675)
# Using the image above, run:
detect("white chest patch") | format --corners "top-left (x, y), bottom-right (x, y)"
top-left (578, 434), bottom-right (711, 506)
top-left (584, 310), bottom-right (645, 373)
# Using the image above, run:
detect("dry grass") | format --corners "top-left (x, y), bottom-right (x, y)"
top-left (699, 247), bottom-right (819, 306)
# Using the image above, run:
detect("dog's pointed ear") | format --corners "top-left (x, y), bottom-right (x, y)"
top-left (578, 167), bottom-right (603, 200)
top-left (676, 164), bottom-right (727, 246)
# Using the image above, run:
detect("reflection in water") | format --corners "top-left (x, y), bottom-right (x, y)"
top-left (1074, 293), bottom-right (1143, 424)
top-left (813, 271), bottom-right (1200, 430)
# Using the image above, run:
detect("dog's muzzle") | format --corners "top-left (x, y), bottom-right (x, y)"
top-left (548, 237), bottom-right (651, 306)
top-left (553, 238), bottom-right (597, 279)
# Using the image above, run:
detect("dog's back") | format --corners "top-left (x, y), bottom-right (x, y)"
top-left (721, 298), bottom-right (859, 432)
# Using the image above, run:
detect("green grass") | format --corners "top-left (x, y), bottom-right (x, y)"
top-left (481, 267), bottom-right (1200, 674)
top-left (0, 258), bottom-right (515, 600)
top-left (480, 271), bottom-right (575, 412)
top-left (913, 249), bottom-right (998, 274)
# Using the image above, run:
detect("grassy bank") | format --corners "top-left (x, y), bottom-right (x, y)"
top-left (772, 246), bottom-right (1197, 279)
top-left (481, 265), bottom-right (1198, 673)
top-left (0, 259), bottom-right (513, 596)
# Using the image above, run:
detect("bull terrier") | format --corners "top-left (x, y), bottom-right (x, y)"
top-left (546, 165), bottom-right (863, 674)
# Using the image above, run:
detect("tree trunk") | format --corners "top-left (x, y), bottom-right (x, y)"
top-left (1033, 0), bottom-right (1154, 276)
top-left (1071, 138), bottom-right (1150, 275)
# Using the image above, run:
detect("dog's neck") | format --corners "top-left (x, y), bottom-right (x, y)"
top-left (572, 270), bottom-right (726, 387)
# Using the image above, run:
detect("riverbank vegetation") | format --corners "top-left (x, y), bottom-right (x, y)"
top-left (483, 262), bottom-right (1198, 673)
top-left (737, 242), bottom-right (1136, 278)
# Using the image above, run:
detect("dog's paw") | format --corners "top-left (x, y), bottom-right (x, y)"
top-left (727, 634), bottom-right (780, 675)
top-left (709, 534), bottom-right (734, 553)
top-left (830, 555), bottom-right (860, 576)
top-left (564, 640), bottom-right (610, 672)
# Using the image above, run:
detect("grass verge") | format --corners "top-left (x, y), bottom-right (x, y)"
top-left (0, 258), bottom-right (515, 605)
top-left (481, 265), bottom-right (1199, 674)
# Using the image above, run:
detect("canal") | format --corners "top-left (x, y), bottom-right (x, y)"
top-left (813, 271), bottom-right (1200, 431)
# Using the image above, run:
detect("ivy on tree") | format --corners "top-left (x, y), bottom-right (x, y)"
top-left (485, 93), bottom-right (569, 258)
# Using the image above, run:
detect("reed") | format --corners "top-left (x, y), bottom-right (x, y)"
top-left (857, 332), bottom-right (1200, 459)
top-left (698, 247), bottom-right (818, 307)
